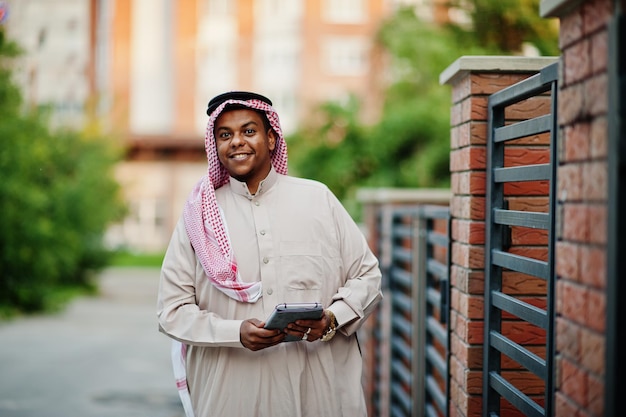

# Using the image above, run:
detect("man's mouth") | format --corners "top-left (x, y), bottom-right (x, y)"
top-left (231, 153), bottom-right (251, 160)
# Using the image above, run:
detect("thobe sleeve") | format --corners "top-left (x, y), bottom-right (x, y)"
top-left (326, 192), bottom-right (383, 336)
top-left (157, 217), bottom-right (244, 347)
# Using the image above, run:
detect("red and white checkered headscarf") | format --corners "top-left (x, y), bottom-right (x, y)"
top-left (183, 97), bottom-right (287, 303)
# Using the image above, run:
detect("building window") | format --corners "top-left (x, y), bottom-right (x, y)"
top-left (323, 37), bottom-right (369, 76)
top-left (257, 0), bottom-right (302, 19)
top-left (205, 0), bottom-right (234, 16)
top-left (256, 39), bottom-right (300, 79)
top-left (322, 0), bottom-right (366, 23)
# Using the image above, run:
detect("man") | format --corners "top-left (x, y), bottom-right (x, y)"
top-left (157, 91), bottom-right (382, 417)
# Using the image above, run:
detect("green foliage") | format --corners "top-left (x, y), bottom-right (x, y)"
top-left (0, 30), bottom-right (21, 118)
top-left (287, 3), bottom-right (558, 215)
top-left (110, 251), bottom-right (165, 268)
top-left (462, 0), bottom-right (560, 55)
top-left (287, 10), bottom-right (472, 208)
top-left (288, 97), bottom-right (374, 200)
top-left (0, 30), bottom-right (126, 316)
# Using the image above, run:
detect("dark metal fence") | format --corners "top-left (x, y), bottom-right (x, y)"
top-left (606, 10), bottom-right (626, 416)
top-left (483, 62), bottom-right (559, 417)
top-left (373, 204), bottom-right (451, 417)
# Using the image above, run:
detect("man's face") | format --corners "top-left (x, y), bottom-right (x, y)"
top-left (214, 108), bottom-right (276, 194)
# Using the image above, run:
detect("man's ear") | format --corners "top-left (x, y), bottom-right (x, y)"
top-left (267, 129), bottom-right (277, 151)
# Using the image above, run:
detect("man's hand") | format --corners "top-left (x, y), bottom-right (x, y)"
top-left (240, 318), bottom-right (285, 351)
top-left (284, 310), bottom-right (331, 342)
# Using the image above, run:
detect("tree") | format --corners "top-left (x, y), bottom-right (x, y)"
top-left (0, 29), bottom-right (126, 315)
top-left (288, 97), bottom-right (374, 205)
top-left (287, 8), bottom-right (483, 213)
top-left (461, 0), bottom-right (560, 55)
top-left (287, 3), bottom-right (558, 216)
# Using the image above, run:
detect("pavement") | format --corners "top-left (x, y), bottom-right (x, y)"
top-left (0, 267), bottom-right (185, 417)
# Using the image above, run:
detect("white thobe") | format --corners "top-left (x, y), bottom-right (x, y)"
top-left (157, 167), bottom-right (382, 417)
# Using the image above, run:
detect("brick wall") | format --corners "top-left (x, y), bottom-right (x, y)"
top-left (440, 56), bottom-right (557, 417)
top-left (542, 0), bottom-right (612, 416)
top-left (362, 1), bottom-right (615, 412)
top-left (440, 0), bottom-right (615, 413)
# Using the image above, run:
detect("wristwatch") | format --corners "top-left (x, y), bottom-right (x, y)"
top-left (321, 310), bottom-right (338, 342)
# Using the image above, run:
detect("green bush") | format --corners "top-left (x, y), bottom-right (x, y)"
top-left (0, 30), bottom-right (126, 315)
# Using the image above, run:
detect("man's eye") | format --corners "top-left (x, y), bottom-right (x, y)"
top-left (218, 132), bottom-right (231, 139)
top-left (245, 129), bottom-right (256, 135)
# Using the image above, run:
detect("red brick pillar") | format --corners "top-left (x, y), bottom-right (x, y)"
top-left (541, 1), bottom-right (612, 416)
top-left (440, 56), bottom-right (558, 417)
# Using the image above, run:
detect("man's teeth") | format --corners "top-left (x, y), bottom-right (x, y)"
top-left (233, 154), bottom-right (249, 160)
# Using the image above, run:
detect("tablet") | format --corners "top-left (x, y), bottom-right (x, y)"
top-left (264, 302), bottom-right (324, 342)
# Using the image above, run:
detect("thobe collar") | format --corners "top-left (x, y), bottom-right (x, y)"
top-left (228, 165), bottom-right (278, 199)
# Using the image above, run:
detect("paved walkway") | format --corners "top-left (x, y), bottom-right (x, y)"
top-left (0, 267), bottom-right (184, 417)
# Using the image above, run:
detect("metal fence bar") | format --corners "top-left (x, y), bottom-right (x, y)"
top-left (421, 207), bottom-right (451, 417)
top-left (493, 164), bottom-right (551, 182)
top-left (488, 63), bottom-right (558, 107)
top-left (374, 203), bottom-right (451, 417)
top-left (493, 209), bottom-right (550, 229)
top-left (391, 266), bottom-right (413, 290)
top-left (427, 258), bottom-right (448, 280)
top-left (427, 230), bottom-right (449, 248)
top-left (488, 373), bottom-right (545, 417)
top-left (426, 287), bottom-right (442, 311)
top-left (493, 114), bottom-right (552, 142)
top-left (426, 344), bottom-right (447, 376)
top-left (489, 332), bottom-right (546, 379)
top-left (415, 214), bottom-right (428, 417)
top-left (491, 250), bottom-right (549, 279)
top-left (490, 291), bottom-right (548, 328)
top-left (426, 374), bottom-right (446, 411)
top-left (483, 61), bottom-right (558, 417)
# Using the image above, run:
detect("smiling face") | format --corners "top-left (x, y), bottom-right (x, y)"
top-left (214, 108), bottom-right (277, 194)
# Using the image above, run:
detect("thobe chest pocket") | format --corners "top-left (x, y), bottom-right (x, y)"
top-left (279, 241), bottom-right (326, 292)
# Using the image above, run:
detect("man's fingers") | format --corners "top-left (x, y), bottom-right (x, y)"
top-left (241, 319), bottom-right (285, 351)
top-left (248, 318), bottom-right (263, 327)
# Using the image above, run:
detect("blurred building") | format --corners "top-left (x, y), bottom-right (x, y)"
top-left (3, 0), bottom-right (92, 129)
top-left (3, 0), bottom-right (452, 252)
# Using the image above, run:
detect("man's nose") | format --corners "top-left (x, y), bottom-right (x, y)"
top-left (231, 132), bottom-right (245, 145)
